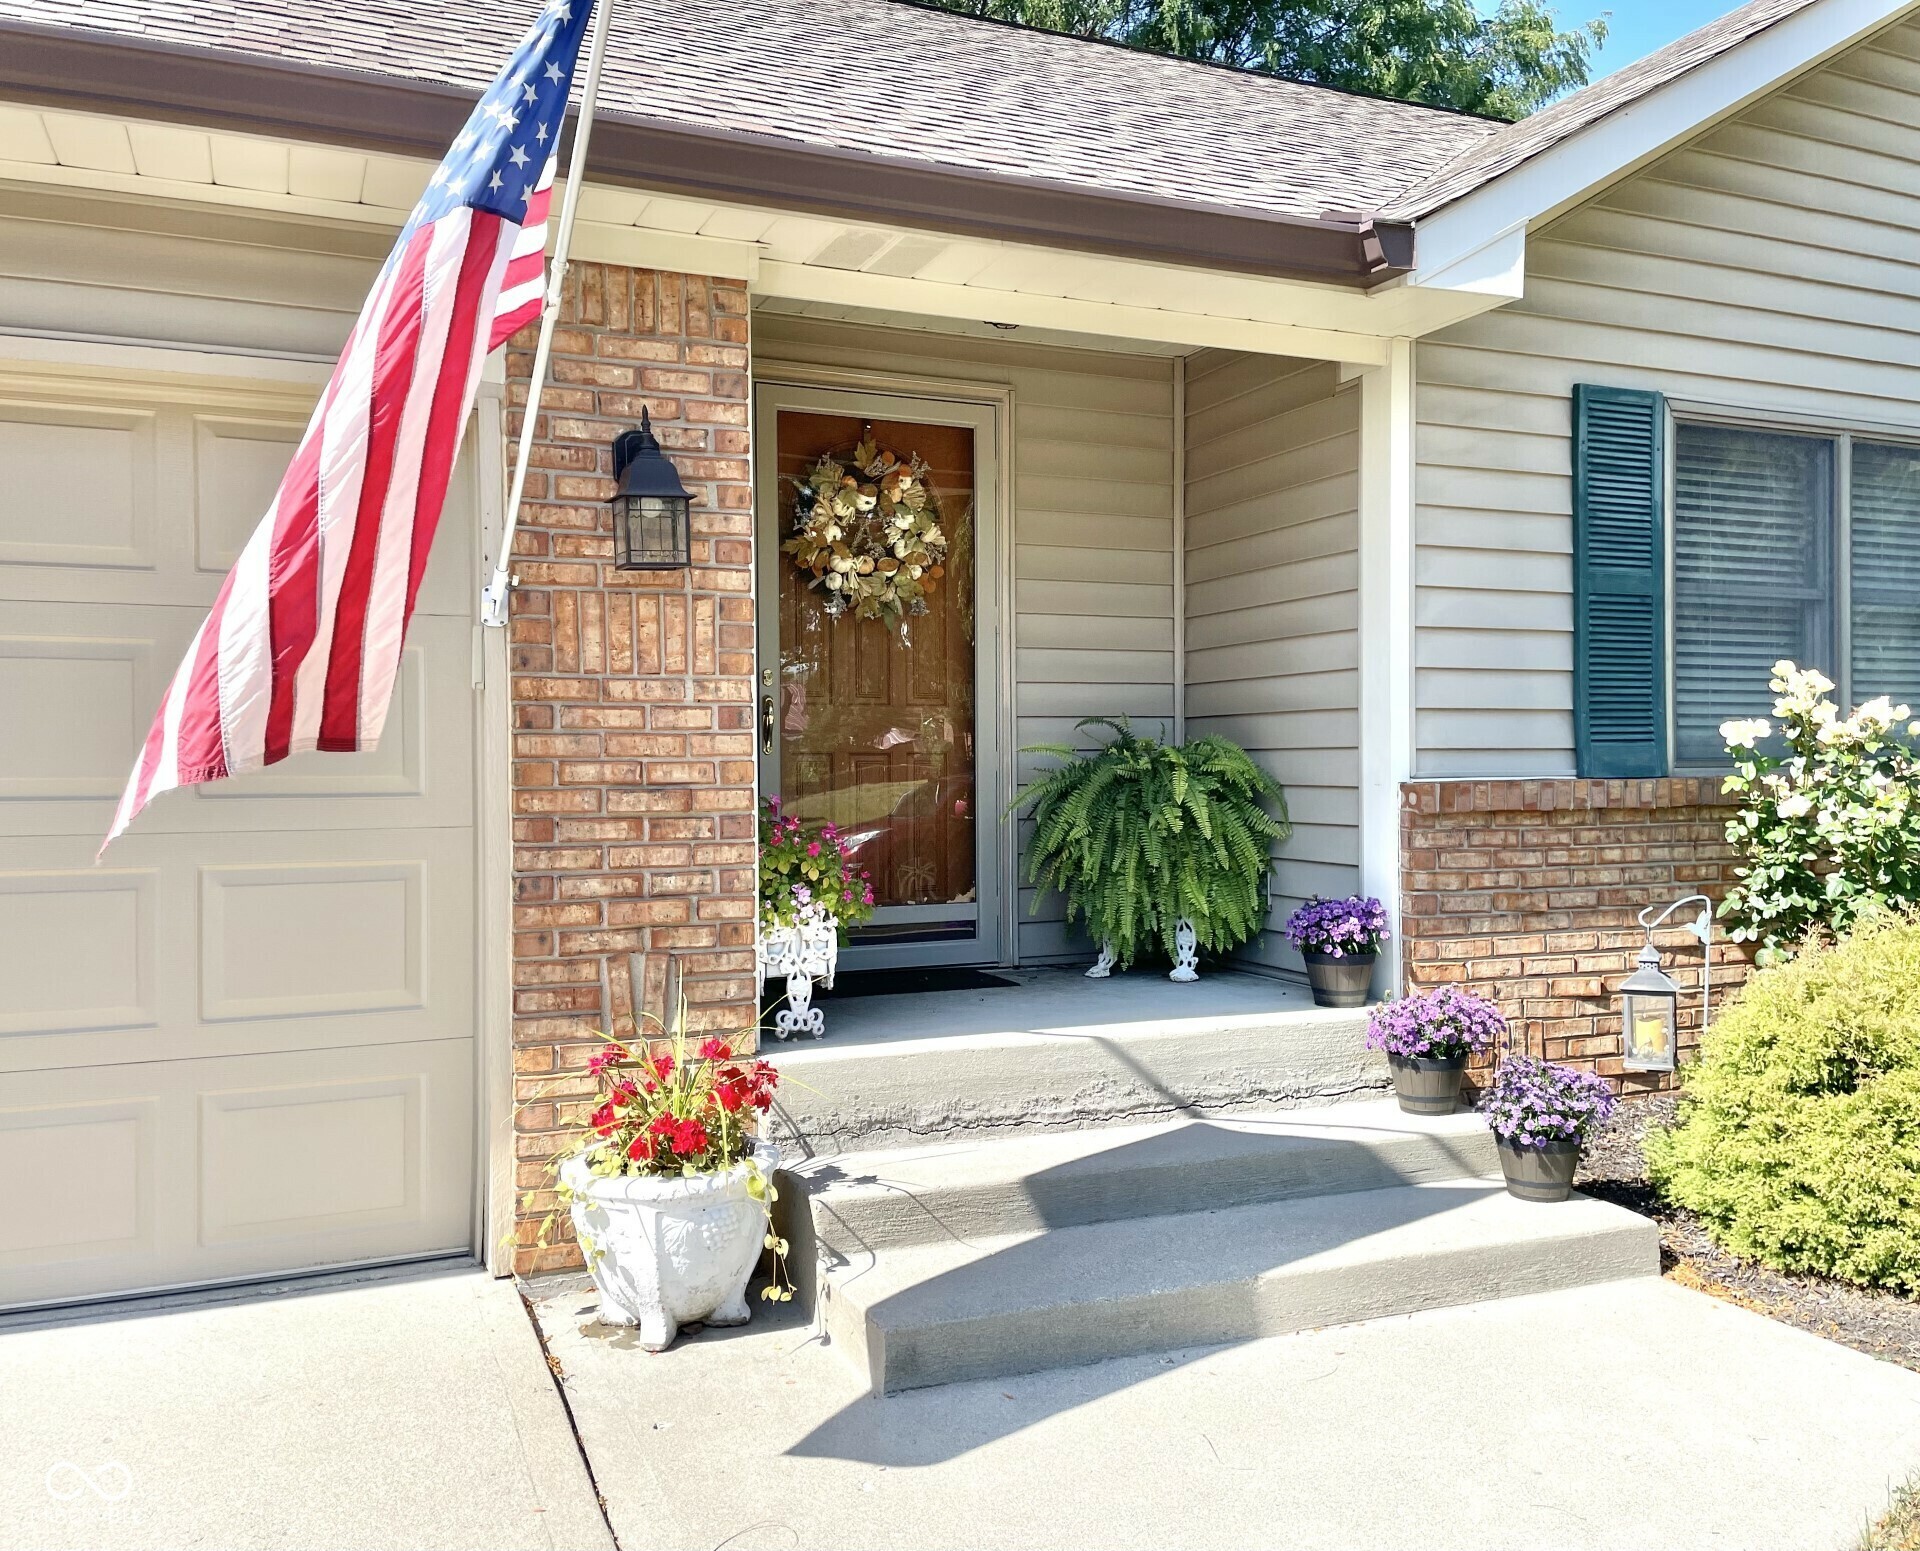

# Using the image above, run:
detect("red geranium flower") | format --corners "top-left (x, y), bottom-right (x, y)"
top-left (744, 1059), bottom-right (780, 1112)
top-left (697, 1037), bottom-right (733, 1062)
top-left (626, 1134), bottom-right (653, 1162)
top-left (672, 1117), bottom-right (709, 1156)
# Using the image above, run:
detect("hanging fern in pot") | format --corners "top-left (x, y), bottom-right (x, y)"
top-left (1010, 717), bottom-right (1290, 976)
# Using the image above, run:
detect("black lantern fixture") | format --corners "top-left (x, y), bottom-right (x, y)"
top-left (610, 408), bottom-right (692, 570)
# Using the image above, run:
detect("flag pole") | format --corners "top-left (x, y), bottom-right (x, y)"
top-left (481, 0), bottom-right (615, 629)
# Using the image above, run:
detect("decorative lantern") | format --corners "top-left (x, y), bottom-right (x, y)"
top-left (610, 407), bottom-right (692, 570)
top-left (1617, 942), bottom-right (1681, 1072)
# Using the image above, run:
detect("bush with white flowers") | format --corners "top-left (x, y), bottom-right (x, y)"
top-left (1719, 661), bottom-right (1920, 963)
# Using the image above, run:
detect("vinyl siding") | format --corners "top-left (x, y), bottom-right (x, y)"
top-left (0, 187), bottom-right (382, 356)
top-left (1183, 349), bottom-right (1359, 974)
top-left (750, 313), bottom-right (1176, 964)
top-left (1414, 18), bottom-right (1920, 776)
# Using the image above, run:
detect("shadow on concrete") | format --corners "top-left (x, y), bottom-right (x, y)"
top-left (782, 1120), bottom-right (1497, 1466)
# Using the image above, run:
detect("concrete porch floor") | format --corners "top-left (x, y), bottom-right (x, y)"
top-left (768, 965), bottom-right (1384, 1156)
top-left (531, 1272), bottom-right (1920, 1551)
top-left (805, 964), bottom-right (1324, 1046)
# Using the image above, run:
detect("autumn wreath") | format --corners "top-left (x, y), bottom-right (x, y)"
top-left (783, 433), bottom-right (948, 627)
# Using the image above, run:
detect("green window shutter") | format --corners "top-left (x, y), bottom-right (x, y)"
top-left (1573, 384), bottom-right (1668, 777)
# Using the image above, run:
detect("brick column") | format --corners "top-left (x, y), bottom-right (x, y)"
top-left (1400, 778), bottom-right (1750, 1094)
top-left (504, 264), bottom-right (755, 1272)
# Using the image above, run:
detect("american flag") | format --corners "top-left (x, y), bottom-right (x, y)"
top-left (105, 0), bottom-right (597, 849)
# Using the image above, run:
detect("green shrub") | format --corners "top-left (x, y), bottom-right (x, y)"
top-left (1646, 913), bottom-right (1920, 1293)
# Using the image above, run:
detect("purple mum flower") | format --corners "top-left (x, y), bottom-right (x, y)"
top-left (1285, 895), bottom-right (1390, 957)
top-left (1365, 986), bottom-right (1506, 1060)
top-left (1481, 1054), bottom-right (1616, 1149)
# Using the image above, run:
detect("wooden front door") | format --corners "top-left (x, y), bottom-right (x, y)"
top-left (754, 383), bottom-right (1003, 969)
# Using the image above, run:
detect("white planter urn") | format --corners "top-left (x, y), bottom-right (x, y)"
top-left (756, 920), bottom-right (839, 1039)
top-left (561, 1142), bottom-right (778, 1352)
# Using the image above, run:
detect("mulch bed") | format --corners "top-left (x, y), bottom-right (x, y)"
top-left (1576, 1097), bottom-right (1920, 1375)
top-left (1864, 1477), bottom-right (1920, 1551)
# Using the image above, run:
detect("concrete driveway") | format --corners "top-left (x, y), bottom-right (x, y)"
top-left (13, 1257), bottom-right (1919, 1551)
top-left (2, 1263), bottom-right (611, 1551)
top-left (532, 1274), bottom-right (1920, 1551)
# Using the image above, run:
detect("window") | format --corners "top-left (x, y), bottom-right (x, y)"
top-left (1670, 421), bottom-right (1920, 769)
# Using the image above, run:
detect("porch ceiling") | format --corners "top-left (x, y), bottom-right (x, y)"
top-left (0, 104), bottom-right (1512, 365)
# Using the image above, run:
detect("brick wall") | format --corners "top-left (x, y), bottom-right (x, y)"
top-left (505, 263), bottom-right (755, 1273)
top-left (1399, 779), bottom-right (1751, 1094)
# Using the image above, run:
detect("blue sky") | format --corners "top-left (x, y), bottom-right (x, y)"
top-left (1576, 0), bottom-right (1746, 76)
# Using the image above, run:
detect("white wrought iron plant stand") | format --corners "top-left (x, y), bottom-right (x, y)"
top-left (1087, 917), bottom-right (1200, 982)
top-left (757, 921), bottom-right (839, 1039)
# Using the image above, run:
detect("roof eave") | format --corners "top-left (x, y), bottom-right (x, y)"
top-left (0, 18), bottom-right (1413, 286)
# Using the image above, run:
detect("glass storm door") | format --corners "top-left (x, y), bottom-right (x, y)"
top-left (754, 384), bottom-right (1002, 969)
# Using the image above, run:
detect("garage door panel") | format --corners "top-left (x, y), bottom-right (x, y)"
top-left (2, 609), bottom-right (472, 838)
top-left (0, 629), bottom-right (155, 802)
top-left (200, 1074), bottom-right (422, 1242)
top-left (0, 1041), bottom-right (472, 1306)
top-left (0, 396), bottom-right (158, 570)
top-left (0, 867), bottom-right (156, 1036)
top-left (0, 1097), bottom-right (157, 1267)
top-left (202, 639), bottom-right (431, 803)
top-left (192, 412), bottom-right (305, 573)
top-left (3, 826), bottom-right (471, 1073)
top-left (0, 375), bottom-right (479, 621)
top-left (200, 860), bottom-right (425, 1022)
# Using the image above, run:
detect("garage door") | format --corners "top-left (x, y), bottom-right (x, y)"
top-left (0, 357), bottom-right (481, 1308)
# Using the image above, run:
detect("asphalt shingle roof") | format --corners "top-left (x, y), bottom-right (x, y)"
top-left (0, 0), bottom-right (1499, 221)
top-left (0, 0), bottom-right (1865, 227)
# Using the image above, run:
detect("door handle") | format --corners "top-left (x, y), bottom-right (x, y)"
top-left (761, 694), bottom-right (776, 755)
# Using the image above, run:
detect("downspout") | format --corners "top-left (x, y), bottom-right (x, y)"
top-left (1172, 354), bottom-right (1188, 743)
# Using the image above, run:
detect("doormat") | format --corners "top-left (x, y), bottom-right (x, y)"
top-left (819, 966), bottom-right (1022, 1000)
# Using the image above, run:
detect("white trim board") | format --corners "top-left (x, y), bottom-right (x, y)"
top-left (757, 260), bottom-right (1393, 366)
top-left (1356, 338), bottom-right (1416, 993)
top-left (0, 105), bottom-right (1517, 363)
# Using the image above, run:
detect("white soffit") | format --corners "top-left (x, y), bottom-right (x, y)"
top-left (0, 104), bottom-right (1510, 362)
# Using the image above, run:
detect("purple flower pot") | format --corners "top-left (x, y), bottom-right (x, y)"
top-left (1303, 950), bottom-right (1376, 1008)
top-left (1387, 1052), bottom-right (1466, 1115)
top-left (1495, 1137), bottom-right (1581, 1202)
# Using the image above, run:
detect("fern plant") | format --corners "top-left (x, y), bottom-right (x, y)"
top-left (1010, 717), bottom-right (1291, 969)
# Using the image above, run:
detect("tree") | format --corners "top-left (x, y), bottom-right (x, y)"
top-left (922, 0), bottom-right (1609, 120)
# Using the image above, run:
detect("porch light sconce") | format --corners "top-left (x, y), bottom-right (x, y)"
top-left (610, 408), bottom-right (692, 570)
top-left (1617, 894), bottom-right (1712, 1073)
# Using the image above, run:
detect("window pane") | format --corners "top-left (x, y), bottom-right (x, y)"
top-left (1851, 440), bottom-right (1920, 707)
top-left (1672, 423), bottom-right (1833, 766)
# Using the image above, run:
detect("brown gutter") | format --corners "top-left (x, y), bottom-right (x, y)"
top-left (0, 19), bottom-right (1412, 285)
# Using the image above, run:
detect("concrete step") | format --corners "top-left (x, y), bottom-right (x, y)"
top-left (782, 1099), bottom-right (1500, 1266)
top-left (765, 967), bottom-right (1381, 1157)
top-left (817, 1180), bottom-right (1660, 1394)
